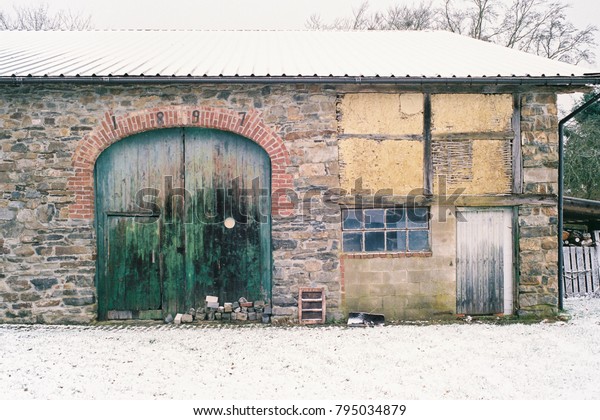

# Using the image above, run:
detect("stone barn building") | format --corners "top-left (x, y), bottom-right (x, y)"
top-left (0, 30), bottom-right (598, 323)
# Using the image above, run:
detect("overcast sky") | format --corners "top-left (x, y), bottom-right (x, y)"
top-left (0, 0), bottom-right (596, 33)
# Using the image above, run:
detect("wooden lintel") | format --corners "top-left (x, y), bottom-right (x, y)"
top-left (337, 133), bottom-right (423, 141)
top-left (334, 194), bottom-right (557, 208)
top-left (431, 131), bottom-right (514, 141)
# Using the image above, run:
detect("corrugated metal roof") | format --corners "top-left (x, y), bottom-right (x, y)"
top-left (0, 29), bottom-right (596, 79)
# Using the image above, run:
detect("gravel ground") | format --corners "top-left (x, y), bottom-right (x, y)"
top-left (1, 298), bottom-right (599, 400)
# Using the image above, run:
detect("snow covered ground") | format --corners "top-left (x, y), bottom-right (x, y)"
top-left (1, 298), bottom-right (600, 400)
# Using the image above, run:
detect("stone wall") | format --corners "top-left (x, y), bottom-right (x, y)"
top-left (518, 93), bottom-right (559, 316)
top-left (0, 84), bottom-right (562, 323)
top-left (0, 83), bottom-right (341, 323)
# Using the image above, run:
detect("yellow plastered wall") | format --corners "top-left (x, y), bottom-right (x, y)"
top-left (431, 94), bottom-right (513, 194)
top-left (339, 138), bottom-right (424, 194)
top-left (431, 94), bottom-right (513, 133)
top-left (339, 93), bottom-right (424, 135)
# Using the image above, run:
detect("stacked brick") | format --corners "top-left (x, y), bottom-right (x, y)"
top-left (170, 296), bottom-right (271, 324)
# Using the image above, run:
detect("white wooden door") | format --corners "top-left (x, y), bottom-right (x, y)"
top-left (456, 208), bottom-right (513, 315)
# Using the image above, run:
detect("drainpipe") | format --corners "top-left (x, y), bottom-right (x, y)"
top-left (558, 90), bottom-right (600, 311)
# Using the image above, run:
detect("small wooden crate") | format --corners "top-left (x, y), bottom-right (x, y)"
top-left (298, 287), bottom-right (325, 324)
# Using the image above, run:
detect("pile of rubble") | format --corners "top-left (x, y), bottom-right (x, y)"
top-left (166, 296), bottom-right (271, 324)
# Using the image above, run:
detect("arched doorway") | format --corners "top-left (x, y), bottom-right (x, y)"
top-left (95, 128), bottom-right (271, 320)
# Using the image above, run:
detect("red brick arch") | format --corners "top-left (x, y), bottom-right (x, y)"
top-left (68, 106), bottom-right (292, 219)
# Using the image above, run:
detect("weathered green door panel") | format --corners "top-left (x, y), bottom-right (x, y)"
top-left (96, 129), bottom-right (185, 319)
top-left (184, 128), bottom-right (271, 308)
top-left (104, 216), bottom-right (161, 312)
top-left (95, 127), bottom-right (271, 320)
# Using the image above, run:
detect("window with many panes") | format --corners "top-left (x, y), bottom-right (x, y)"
top-left (342, 207), bottom-right (430, 253)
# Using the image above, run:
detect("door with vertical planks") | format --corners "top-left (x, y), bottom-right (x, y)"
top-left (456, 208), bottom-right (513, 315)
top-left (184, 129), bottom-right (271, 310)
top-left (95, 128), bottom-right (271, 320)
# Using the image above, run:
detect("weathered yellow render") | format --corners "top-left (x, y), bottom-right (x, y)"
top-left (339, 93), bottom-right (424, 135)
top-left (431, 93), bottom-right (513, 134)
top-left (339, 138), bottom-right (424, 195)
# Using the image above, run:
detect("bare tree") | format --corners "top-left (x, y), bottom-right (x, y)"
top-left (384, 2), bottom-right (438, 30)
top-left (0, 3), bottom-right (92, 30)
top-left (306, 1), bottom-right (437, 31)
top-left (306, 0), bottom-right (597, 64)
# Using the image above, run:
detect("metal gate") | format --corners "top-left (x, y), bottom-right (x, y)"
top-left (95, 128), bottom-right (271, 320)
top-left (456, 208), bottom-right (513, 315)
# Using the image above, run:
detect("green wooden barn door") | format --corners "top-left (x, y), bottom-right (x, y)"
top-left (184, 129), bottom-right (271, 309)
top-left (96, 128), bottom-right (271, 320)
top-left (96, 129), bottom-right (184, 320)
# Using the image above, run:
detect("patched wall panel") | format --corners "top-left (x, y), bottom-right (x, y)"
top-left (431, 94), bottom-right (513, 134)
top-left (339, 93), bottom-right (424, 136)
top-left (433, 139), bottom-right (512, 194)
top-left (339, 138), bottom-right (424, 195)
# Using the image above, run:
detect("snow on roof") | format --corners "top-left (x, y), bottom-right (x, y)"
top-left (0, 29), bottom-right (596, 80)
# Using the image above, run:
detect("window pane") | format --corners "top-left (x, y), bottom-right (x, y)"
top-left (386, 231), bottom-right (407, 251)
top-left (343, 232), bottom-right (363, 252)
top-left (364, 209), bottom-right (385, 229)
top-left (386, 208), bottom-right (405, 228)
top-left (408, 230), bottom-right (429, 251)
top-left (364, 231), bottom-right (385, 252)
top-left (342, 209), bottom-right (363, 230)
top-left (407, 207), bottom-right (428, 229)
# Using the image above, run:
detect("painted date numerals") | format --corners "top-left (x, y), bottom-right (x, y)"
top-left (156, 111), bottom-right (165, 126)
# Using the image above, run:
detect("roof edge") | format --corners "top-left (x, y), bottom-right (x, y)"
top-left (1, 75), bottom-right (599, 86)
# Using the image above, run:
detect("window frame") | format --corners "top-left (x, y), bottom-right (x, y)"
top-left (341, 207), bottom-right (431, 255)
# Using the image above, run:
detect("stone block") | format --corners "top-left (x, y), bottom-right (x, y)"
top-left (206, 301), bottom-right (219, 309)
top-left (174, 313), bottom-right (183, 325)
top-left (181, 314), bottom-right (193, 323)
top-left (224, 302), bottom-right (233, 312)
top-left (205, 295), bottom-right (218, 303)
top-left (0, 208), bottom-right (16, 221)
top-left (207, 310), bottom-right (215, 321)
top-left (248, 312), bottom-right (257, 321)
top-left (7, 279), bottom-right (31, 292)
top-left (236, 312), bottom-right (248, 321)
top-left (31, 277), bottom-right (58, 291)
top-left (54, 246), bottom-right (88, 255)
top-left (272, 306), bottom-right (295, 316)
top-left (62, 296), bottom-right (94, 306)
top-left (222, 312), bottom-right (231, 321)
top-left (240, 302), bottom-right (253, 308)
top-left (215, 312), bottom-right (222, 320)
